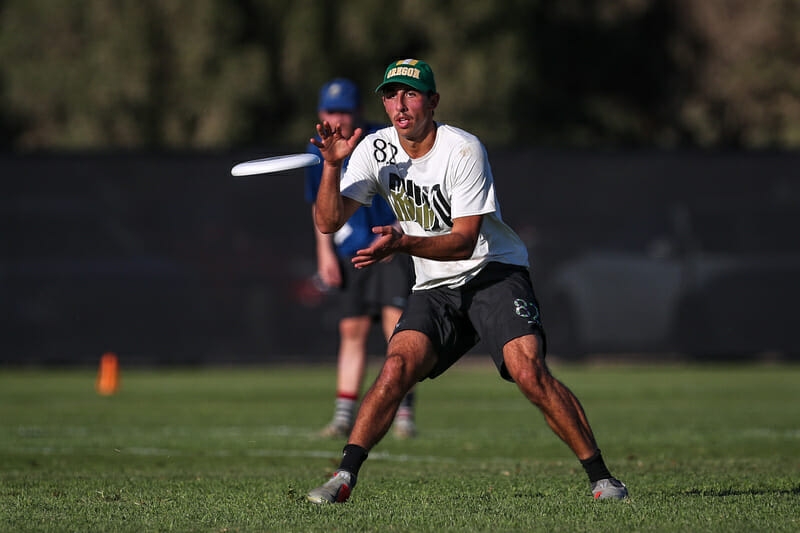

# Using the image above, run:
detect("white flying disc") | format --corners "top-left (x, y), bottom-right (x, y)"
top-left (231, 153), bottom-right (321, 176)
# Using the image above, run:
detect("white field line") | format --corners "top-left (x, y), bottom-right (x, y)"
top-left (10, 445), bottom-right (463, 464)
top-left (9, 425), bottom-right (800, 463)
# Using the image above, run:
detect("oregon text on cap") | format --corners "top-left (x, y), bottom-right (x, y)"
top-left (386, 65), bottom-right (422, 80)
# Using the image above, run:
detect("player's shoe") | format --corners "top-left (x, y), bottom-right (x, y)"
top-left (318, 421), bottom-right (351, 439)
top-left (591, 478), bottom-right (629, 500)
top-left (307, 470), bottom-right (356, 504)
top-left (393, 416), bottom-right (417, 439)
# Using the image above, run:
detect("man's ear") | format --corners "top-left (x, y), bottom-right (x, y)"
top-left (428, 93), bottom-right (440, 110)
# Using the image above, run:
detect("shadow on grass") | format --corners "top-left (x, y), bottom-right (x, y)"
top-left (683, 484), bottom-right (800, 498)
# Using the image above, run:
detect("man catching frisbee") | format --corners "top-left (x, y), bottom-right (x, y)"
top-left (306, 59), bottom-right (629, 504)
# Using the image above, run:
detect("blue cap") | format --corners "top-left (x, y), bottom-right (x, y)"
top-left (318, 78), bottom-right (360, 112)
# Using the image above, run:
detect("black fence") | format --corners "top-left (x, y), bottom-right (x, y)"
top-left (3, 150), bottom-right (799, 365)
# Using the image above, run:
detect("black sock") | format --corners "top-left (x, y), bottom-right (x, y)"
top-left (339, 444), bottom-right (369, 478)
top-left (580, 450), bottom-right (613, 483)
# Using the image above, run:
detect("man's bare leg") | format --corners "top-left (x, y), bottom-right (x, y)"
top-left (381, 306), bottom-right (417, 438)
top-left (502, 334), bottom-right (628, 499)
top-left (307, 331), bottom-right (436, 504)
top-left (348, 330), bottom-right (435, 449)
top-left (502, 334), bottom-right (597, 459)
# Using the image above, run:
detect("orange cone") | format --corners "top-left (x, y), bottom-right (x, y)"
top-left (96, 352), bottom-right (120, 395)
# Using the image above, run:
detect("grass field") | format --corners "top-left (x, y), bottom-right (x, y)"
top-left (1, 360), bottom-right (798, 532)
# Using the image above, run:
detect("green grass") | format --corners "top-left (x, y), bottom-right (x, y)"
top-left (1, 361), bottom-right (798, 532)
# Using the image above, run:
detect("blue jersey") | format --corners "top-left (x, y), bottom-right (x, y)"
top-left (305, 123), bottom-right (397, 257)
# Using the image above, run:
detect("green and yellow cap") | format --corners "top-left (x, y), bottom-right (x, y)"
top-left (375, 59), bottom-right (437, 94)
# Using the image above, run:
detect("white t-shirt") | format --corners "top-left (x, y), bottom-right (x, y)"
top-left (341, 123), bottom-right (529, 290)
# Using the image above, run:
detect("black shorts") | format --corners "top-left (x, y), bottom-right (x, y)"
top-left (336, 253), bottom-right (414, 319)
top-left (394, 262), bottom-right (546, 382)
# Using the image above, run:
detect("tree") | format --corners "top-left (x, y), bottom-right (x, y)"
top-left (1, 0), bottom-right (799, 150)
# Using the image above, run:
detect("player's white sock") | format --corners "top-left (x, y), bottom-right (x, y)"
top-left (333, 394), bottom-right (357, 428)
top-left (396, 391), bottom-right (415, 421)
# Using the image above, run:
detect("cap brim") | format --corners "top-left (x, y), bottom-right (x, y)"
top-left (375, 79), bottom-right (433, 93)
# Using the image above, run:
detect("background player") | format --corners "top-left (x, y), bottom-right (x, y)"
top-left (305, 78), bottom-right (417, 439)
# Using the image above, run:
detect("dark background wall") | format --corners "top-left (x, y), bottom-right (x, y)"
top-left (2, 2), bottom-right (799, 366)
top-left (3, 151), bottom-right (799, 364)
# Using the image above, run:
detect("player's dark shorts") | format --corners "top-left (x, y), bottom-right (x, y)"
top-left (393, 261), bottom-right (546, 382)
top-left (336, 253), bottom-right (414, 319)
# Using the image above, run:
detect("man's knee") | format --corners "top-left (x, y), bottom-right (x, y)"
top-left (386, 330), bottom-right (438, 379)
top-left (381, 353), bottom-right (409, 380)
top-left (371, 353), bottom-right (417, 402)
top-left (339, 316), bottom-right (370, 340)
top-left (503, 335), bottom-right (552, 403)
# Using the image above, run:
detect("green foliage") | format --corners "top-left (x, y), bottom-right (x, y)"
top-left (0, 0), bottom-right (270, 149)
top-left (1, 363), bottom-right (798, 531)
top-left (1, 1), bottom-right (799, 149)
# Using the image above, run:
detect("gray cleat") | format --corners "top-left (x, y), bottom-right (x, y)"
top-left (318, 422), bottom-right (351, 439)
top-left (307, 470), bottom-right (356, 504)
top-left (393, 417), bottom-right (417, 439)
top-left (591, 478), bottom-right (629, 500)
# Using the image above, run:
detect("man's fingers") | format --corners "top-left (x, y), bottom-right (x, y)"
top-left (348, 128), bottom-right (364, 146)
top-left (372, 225), bottom-right (393, 235)
top-left (351, 254), bottom-right (375, 269)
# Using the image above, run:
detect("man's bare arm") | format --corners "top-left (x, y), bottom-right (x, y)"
top-left (352, 215), bottom-right (483, 268)
top-left (310, 120), bottom-right (364, 233)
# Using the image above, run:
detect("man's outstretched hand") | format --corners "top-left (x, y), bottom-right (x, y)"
top-left (352, 226), bottom-right (404, 269)
top-left (310, 121), bottom-right (363, 164)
